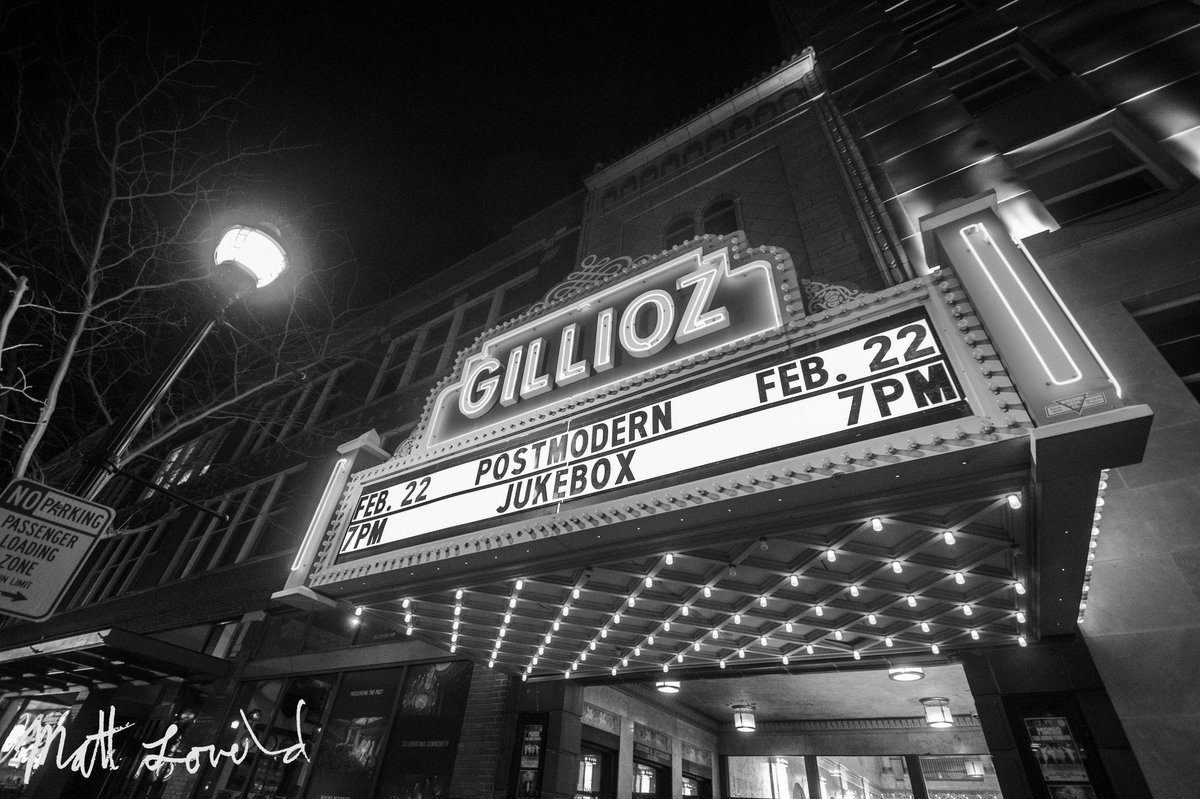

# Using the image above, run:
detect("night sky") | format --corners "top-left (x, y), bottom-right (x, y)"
top-left (45, 2), bottom-right (787, 300)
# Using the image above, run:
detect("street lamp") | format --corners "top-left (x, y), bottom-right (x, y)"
top-left (67, 223), bottom-right (289, 502)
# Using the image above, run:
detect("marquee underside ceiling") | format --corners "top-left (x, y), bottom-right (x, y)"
top-left (356, 488), bottom-right (1033, 682)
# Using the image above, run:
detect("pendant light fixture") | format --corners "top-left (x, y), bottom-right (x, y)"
top-left (732, 704), bottom-right (756, 732)
top-left (920, 696), bottom-right (954, 728)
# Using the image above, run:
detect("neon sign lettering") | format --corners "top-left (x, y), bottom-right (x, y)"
top-left (425, 242), bottom-right (786, 446)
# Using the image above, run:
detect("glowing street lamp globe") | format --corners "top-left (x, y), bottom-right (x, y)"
top-left (214, 224), bottom-right (288, 288)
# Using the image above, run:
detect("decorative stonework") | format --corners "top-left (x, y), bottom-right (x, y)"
top-left (530, 253), bottom-right (637, 314)
top-left (681, 742), bottom-right (711, 766)
top-left (582, 703), bottom-right (621, 735)
top-left (801, 278), bottom-right (862, 313)
top-left (633, 723), bottom-right (670, 752)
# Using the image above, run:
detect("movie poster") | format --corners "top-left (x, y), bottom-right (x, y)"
top-left (305, 667), bottom-right (404, 799)
top-left (511, 714), bottom-right (548, 799)
top-left (372, 661), bottom-right (474, 799)
top-left (1024, 716), bottom-right (1090, 784)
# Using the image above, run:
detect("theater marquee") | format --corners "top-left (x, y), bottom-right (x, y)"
top-left (339, 312), bottom-right (965, 557)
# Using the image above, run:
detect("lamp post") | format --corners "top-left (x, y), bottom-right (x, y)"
top-left (67, 224), bottom-right (288, 501)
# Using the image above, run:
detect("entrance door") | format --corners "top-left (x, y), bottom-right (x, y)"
top-left (633, 761), bottom-right (668, 799)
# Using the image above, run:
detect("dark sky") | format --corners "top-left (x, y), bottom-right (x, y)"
top-left (36, 2), bottom-right (789, 299)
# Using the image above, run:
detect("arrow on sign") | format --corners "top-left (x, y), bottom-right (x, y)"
top-left (0, 590), bottom-right (27, 602)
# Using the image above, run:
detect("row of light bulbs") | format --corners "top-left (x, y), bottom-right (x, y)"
top-left (354, 495), bottom-right (1030, 677)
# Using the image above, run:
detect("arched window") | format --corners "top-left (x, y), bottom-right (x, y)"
top-left (665, 215), bottom-right (696, 248)
top-left (701, 198), bottom-right (739, 236)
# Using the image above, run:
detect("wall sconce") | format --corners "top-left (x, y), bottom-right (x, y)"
top-left (732, 704), bottom-right (756, 732)
top-left (920, 697), bottom-right (954, 728)
top-left (888, 666), bottom-right (925, 682)
top-left (655, 680), bottom-right (680, 694)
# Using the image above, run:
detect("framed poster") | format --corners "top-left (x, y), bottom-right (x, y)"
top-left (511, 714), bottom-right (548, 799)
top-left (1025, 716), bottom-right (1088, 783)
top-left (305, 667), bottom-right (404, 799)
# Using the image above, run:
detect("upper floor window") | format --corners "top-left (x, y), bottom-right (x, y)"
top-left (701, 198), bottom-right (739, 236)
top-left (937, 35), bottom-right (1061, 115)
top-left (665, 215), bottom-right (696, 248)
top-left (1131, 292), bottom-right (1200, 403)
top-left (887, 0), bottom-right (976, 44)
top-left (143, 425), bottom-right (230, 499)
top-left (160, 467), bottom-right (306, 583)
top-left (232, 370), bottom-right (343, 459)
top-left (1010, 115), bottom-right (1185, 226)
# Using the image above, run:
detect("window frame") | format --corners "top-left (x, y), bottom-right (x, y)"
top-left (1007, 112), bottom-right (1187, 226)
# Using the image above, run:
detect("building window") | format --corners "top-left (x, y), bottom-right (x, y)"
top-left (1131, 293), bottom-right (1200, 402)
top-left (142, 426), bottom-right (230, 499)
top-left (233, 370), bottom-right (342, 458)
top-left (1010, 115), bottom-right (1184, 226)
top-left (160, 467), bottom-right (305, 582)
top-left (700, 198), bottom-right (739, 236)
top-left (665, 215), bottom-right (696, 248)
top-left (888, 0), bottom-right (976, 44)
top-left (937, 36), bottom-right (1061, 115)
top-left (65, 519), bottom-right (172, 608)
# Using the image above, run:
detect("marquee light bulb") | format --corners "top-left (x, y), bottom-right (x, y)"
top-left (953, 572), bottom-right (966, 584)
top-left (681, 605), bottom-right (689, 616)
top-left (666, 553), bottom-right (674, 565)
top-left (790, 574), bottom-right (799, 587)
top-left (782, 654), bottom-right (789, 665)
top-left (572, 587), bottom-right (580, 599)
top-left (970, 629), bottom-right (980, 640)
top-left (814, 605), bottom-right (824, 616)
top-left (622, 657), bottom-right (629, 667)
top-left (892, 561), bottom-right (903, 573)
top-left (509, 597), bottom-right (517, 608)
top-left (871, 517), bottom-right (883, 531)
top-left (834, 630), bottom-right (843, 641)
top-left (515, 579), bottom-right (524, 590)
top-left (868, 614), bottom-right (877, 625)
top-left (693, 640), bottom-right (700, 651)
top-left (402, 598), bottom-right (411, 609)
top-left (538, 646), bottom-right (544, 655)
top-left (504, 613), bottom-right (511, 623)
top-left (711, 628), bottom-right (719, 638)
top-left (760, 636), bottom-right (768, 646)
top-left (853, 650), bottom-right (861, 660)
top-left (635, 647), bottom-right (642, 657)
top-left (931, 643), bottom-right (940, 654)
top-left (647, 635), bottom-right (655, 645)
top-left (545, 633), bottom-right (552, 643)
top-left (849, 585), bottom-right (860, 597)
top-left (664, 621), bottom-right (671, 631)
top-left (453, 606), bottom-right (461, 616)
top-left (452, 619), bottom-right (459, 630)
top-left (601, 629), bottom-right (608, 638)
top-left (628, 596), bottom-right (636, 607)
top-left (1019, 636), bottom-right (1028, 647)
top-left (455, 589), bottom-right (464, 600)
top-left (1016, 611), bottom-right (1026, 624)
top-left (354, 606), bottom-right (363, 616)
top-left (962, 604), bottom-right (973, 616)
top-left (611, 667), bottom-right (618, 676)
top-left (907, 595), bottom-right (917, 607)
top-left (759, 596), bottom-right (767, 607)
top-left (406, 626), bottom-right (413, 636)
top-left (449, 645), bottom-right (456, 653)
top-left (553, 620), bottom-right (560, 631)
top-left (806, 644), bottom-right (814, 654)
top-left (662, 663), bottom-right (669, 673)
top-left (677, 652), bottom-right (684, 663)
top-left (720, 660), bottom-right (726, 669)
top-left (1007, 494), bottom-right (1022, 509)
top-left (921, 621), bottom-right (931, 633)
top-left (943, 531), bottom-right (956, 545)
top-left (563, 606), bottom-right (570, 616)
top-left (590, 641), bottom-right (596, 650)
top-left (885, 636), bottom-right (893, 647)
top-left (1014, 581), bottom-right (1026, 595)
top-left (703, 586), bottom-right (712, 598)
top-left (580, 652), bottom-right (586, 661)
top-left (613, 613), bottom-right (621, 624)
top-left (827, 549), bottom-right (837, 562)
top-left (645, 576), bottom-right (654, 588)
top-left (738, 648), bottom-right (746, 659)
top-left (734, 614), bottom-right (741, 624)
top-left (785, 621), bottom-right (793, 633)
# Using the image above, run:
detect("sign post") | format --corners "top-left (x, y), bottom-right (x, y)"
top-left (0, 479), bottom-right (113, 621)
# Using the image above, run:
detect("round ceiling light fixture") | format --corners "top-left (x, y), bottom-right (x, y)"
top-left (888, 665), bottom-right (926, 682)
top-left (656, 680), bottom-right (680, 694)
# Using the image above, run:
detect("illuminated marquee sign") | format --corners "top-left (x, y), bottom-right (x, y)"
top-left (424, 241), bottom-right (786, 447)
top-left (339, 312), bottom-right (966, 557)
